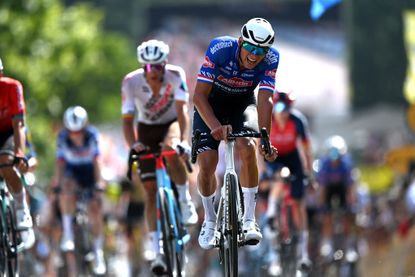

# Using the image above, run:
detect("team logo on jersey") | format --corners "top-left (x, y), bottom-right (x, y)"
top-left (202, 56), bottom-right (215, 69)
top-left (217, 75), bottom-right (253, 87)
top-left (265, 69), bottom-right (277, 78)
top-left (210, 41), bottom-right (233, 55)
top-left (265, 51), bottom-right (279, 65)
top-left (148, 84), bottom-right (173, 113)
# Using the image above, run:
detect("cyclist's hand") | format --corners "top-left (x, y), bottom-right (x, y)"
top-left (210, 124), bottom-right (232, 142)
top-left (14, 154), bottom-right (28, 173)
top-left (176, 140), bottom-right (191, 158)
top-left (260, 144), bottom-right (278, 161)
top-left (131, 141), bottom-right (148, 153)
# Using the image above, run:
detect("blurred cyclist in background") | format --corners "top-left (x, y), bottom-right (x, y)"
top-left (192, 17), bottom-right (278, 250)
top-left (53, 106), bottom-right (106, 275)
top-left (261, 90), bottom-right (313, 269)
top-left (0, 57), bottom-right (35, 249)
top-left (317, 135), bottom-right (357, 260)
top-left (121, 39), bottom-right (198, 275)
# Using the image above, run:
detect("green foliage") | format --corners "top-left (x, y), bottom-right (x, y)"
top-left (0, 0), bottom-right (138, 185)
top-left (349, 0), bottom-right (407, 110)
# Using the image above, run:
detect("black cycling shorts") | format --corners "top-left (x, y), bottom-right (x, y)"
top-left (323, 184), bottom-right (350, 213)
top-left (260, 150), bottom-right (306, 199)
top-left (136, 119), bottom-right (176, 182)
top-left (192, 91), bottom-right (258, 153)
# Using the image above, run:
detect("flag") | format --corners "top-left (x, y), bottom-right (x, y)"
top-left (404, 10), bottom-right (415, 104)
top-left (310, 0), bottom-right (342, 21)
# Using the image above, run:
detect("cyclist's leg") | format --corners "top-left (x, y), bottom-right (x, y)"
top-left (59, 176), bottom-right (77, 251)
top-left (193, 109), bottom-right (220, 249)
top-left (320, 185), bottom-right (334, 256)
top-left (262, 162), bottom-right (284, 223)
top-left (163, 121), bottom-right (198, 225)
top-left (285, 151), bottom-right (310, 264)
top-left (233, 104), bottom-right (262, 242)
top-left (0, 134), bottom-right (34, 247)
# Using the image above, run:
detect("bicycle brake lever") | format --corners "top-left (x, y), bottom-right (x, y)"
top-left (260, 128), bottom-right (271, 155)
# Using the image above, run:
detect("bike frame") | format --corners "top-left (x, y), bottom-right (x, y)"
top-left (191, 128), bottom-right (271, 277)
top-left (132, 150), bottom-right (189, 275)
top-left (216, 138), bottom-right (243, 277)
top-left (0, 153), bottom-right (27, 276)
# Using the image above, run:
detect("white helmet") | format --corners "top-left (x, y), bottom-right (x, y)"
top-left (324, 135), bottom-right (348, 160)
top-left (0, 58), bottom-right (3, 71)
top-left (63, 106), bottom-right (88, 132)
top-left (137, 39), bottom-right (170, 64)
top-left (241, 18), bottom-right (275, 48)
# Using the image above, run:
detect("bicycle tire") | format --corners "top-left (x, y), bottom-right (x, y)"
top-left (0, 202), bottom-right (6, 275)
top-left (74, 215), bottom-right (94, 275)
top-left (6, 205), bottom-right (19, 277)
top-left (223, 174), bottom-right (238, 277)
top-left (159, 189), bottom-right (180, 277)
top-left (173, 201), bottom-right (186, 277)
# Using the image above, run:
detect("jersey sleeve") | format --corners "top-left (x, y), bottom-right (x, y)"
top-left (258, 50), bottom-right (280, 93)
top-left (173, 66), bottom-right (189, 102)
top-left (56, 130), bottom-right (66, 161)
top-left (10, 80), bottom-right (25, 118)
top-left (121, 75), bottom-right (135, 116)
top-left (292, 111), bottom-right (311, 145)
top-left (197, 37), bottom-right (231, 84)
top-left (90, 128), bottom-right (100, 158)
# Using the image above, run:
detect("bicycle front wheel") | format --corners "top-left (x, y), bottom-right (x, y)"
top-left (0, 204), bottom-right (6, 275)
top-left (6, 205), bottom-right (20, 277)
top-left (159, 189), bottom-right (181, 277)
top-left (223, 174), bottom-right (239, 277)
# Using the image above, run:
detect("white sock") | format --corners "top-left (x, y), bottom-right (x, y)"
top-left (176, 182), bottom-right (191, 202)
top-left (12, 189), bottom-right (28, 210)
top-left (242, 186), bottom-right (258, 222)
top-left (62, 214), bottom-right (73, 238)
top-left (300, 230), bottom-right (309, 257)
top-left (266, 196), bottom-right (278, 218)
top-left (149, 231), bottom-right (160, 254)
top-left (200, 191), bottom-right (216, 222)
top-left (94, 234), bottom-right (104, 252)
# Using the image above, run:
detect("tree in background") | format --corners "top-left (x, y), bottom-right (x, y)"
top-left (0, 0), bottom-right (137, 181)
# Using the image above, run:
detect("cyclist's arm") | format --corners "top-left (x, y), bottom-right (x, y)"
top-left (55, 159), bottom-right (65, 188)
top-left (302, 142), bottom-right (313, 174)
top-left (257, 89), bottom-right (273, 133)
top-left (12, 116), bottom-right (26, 157)
top-left (93, 157), bottom-right (104, 189)
top-left (122, 114), bottom-right (137, 148)
top-left (193, 81), bottom-right (221, 131)
top-left (175, 100), bottom-right (190, 143)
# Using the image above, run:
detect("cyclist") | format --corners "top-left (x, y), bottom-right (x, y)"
top-left (262, 91), bottom-right (313, 268)
top-left (192, 17), bottom-right (278, 250)
top-left (317, 135), bottom-right (357, 260)
top-left (0, 57), bottom-right (35, 249)
top-left (121, 39), bottom-right (198, 274)
top-left (53, 106), bottom-right (106, 275)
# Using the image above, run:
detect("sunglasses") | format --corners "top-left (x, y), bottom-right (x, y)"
top-left (241, 41), bottom-right (269, 56)
top-left (144, 63), bottom-right (165, 72)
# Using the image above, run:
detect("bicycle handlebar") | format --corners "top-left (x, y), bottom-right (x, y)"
top-left (191, 127), bottom-right (272, 164)
top-left (127, 147), bottom-right (193, 181)
top-left (0, 151), bottom-right (29, 169)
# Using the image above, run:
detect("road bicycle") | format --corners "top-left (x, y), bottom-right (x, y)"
top-left (319, 195), bottom-right (359, 277)
top-left (191, 128), bottom-right (271, 277)
top-left (0, 151), bottom-right (28, 277)
top-left (129, 145), bottom-right (191, 277)
top-left (58, 187), bottom-right (106, 277)
top-left (268, 167), bottom-right (302, 277)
